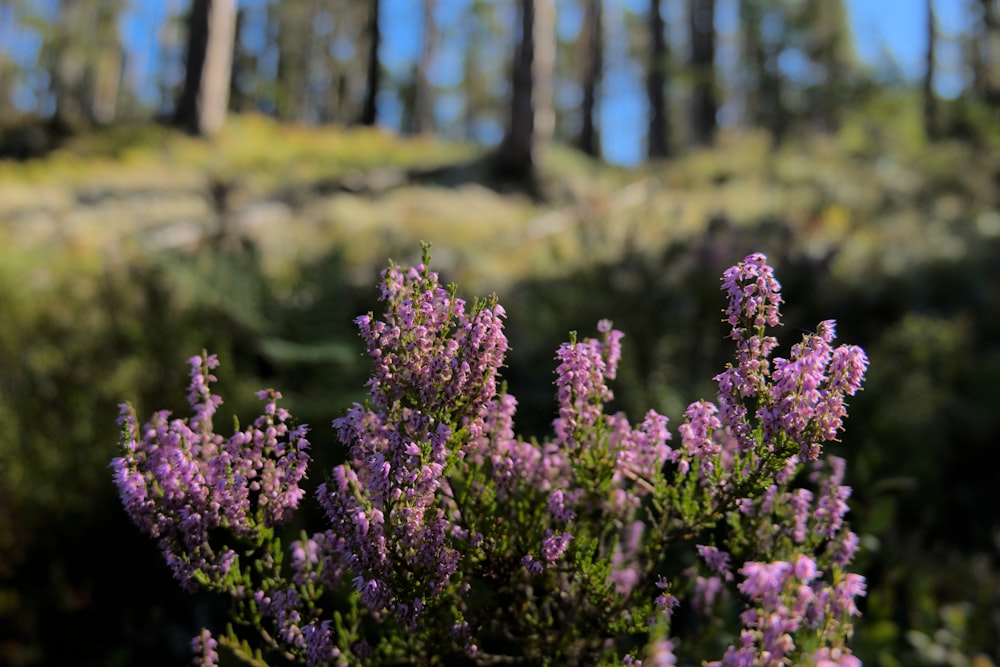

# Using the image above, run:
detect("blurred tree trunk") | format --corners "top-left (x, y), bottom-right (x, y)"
top-left (924, 0), bottom-right (938, 139)
top-left (495, 0), bottom-right (554, 182)
top-left (647, 0), bottom-right (670, 158)
top-left (175, 0), bottom-right (236, 137)
top-left (90, 0), bottom-right (124, 125)
top-left (689, 0), bottom-right (717, 145)
top-left (273, 1), bottom-right (315, 122)
top-left (320, 2), bottom-right (364, 123)
top-left (740, 0), bottom-right (761, 127)
top-left (969, 0), bottom-right (986, 98)
top-left (228, 7), bottom-right (253, 113)
top-left (0, 0), bottom-right (14, 122)
top-left (461, 0), bottom-right (500, 141)
top-left (800, 0), bottom-right (852, 131)
top-left (980, 0), bottom-right (1000, 103)
top-left (89, 47), bottom-right (122, 126)
top-left (499, 0), bottom-right (537, 175)
top-left (578, 0), bottom-right (603, 157)
top-left (48, 0), bottom-right (87, 131)
top-left (360, 0), bottom-right (381, 126)
top-left (411, 0), bottom-right (436, 134)
top-left (741, 0), bottom-right (786, 141)
top-left (535, 0), bottom-right (555, 163)
top-left (156, 0), bottom-right (183, 116)
top-left (42, 0), bottom-right (126, 130)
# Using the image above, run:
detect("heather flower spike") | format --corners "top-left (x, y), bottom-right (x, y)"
top-left (111, 350), bottom-right (311, 594)
top-left (114, 249), bottom-right (868, 666)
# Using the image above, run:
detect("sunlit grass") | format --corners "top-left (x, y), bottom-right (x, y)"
top-left (1, 108), bottom-right (998, 297)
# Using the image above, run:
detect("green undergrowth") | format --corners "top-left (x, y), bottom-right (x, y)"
top-left (2, 111), bottom-right (999, 665)
top-left (3, 108), bottom-right (999, 297)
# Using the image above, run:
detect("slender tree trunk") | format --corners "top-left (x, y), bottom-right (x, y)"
top-left (647, 0), bottom-right (669, 158)
top-left (802, 0), bottom-right (850, 132)
top-left (90, 47), bottom-right (122, 125)
top-left (495, 0), bottom-right (554, 181)
top-left (86, 0), bottom-right (124, 125)
top-left (228, 7), bottom-right (250, 112)
top-left (273, 2), bottom-right (315, 122)
top-left (360, 0), bottom-right (381, 126)
top-left (412, 0), bottom-right (436, 134)
top-left (462, 2), bottom-right (482, 139)
top-left (0, 0), bottom-right (13, 121)
top-left (578, 0), bottom-right (603, 157)
top-left (980, 0), bottom-right (1000, 102)
top-left (505, 0), bottom-right (536, 172)
top-left (740, 0), bottom-right (785, 141)
top-left (175, 0), bottom-right (236, 136)
top-left (924, 0), bottom-right (938, 139)
top-left (156, 0), bottom-right (181, 116)
top-left (739, 0), bottom-right (760, 128)
top-left (50, 0), bottom-right (87, 132)
top-left (969, 0), bottom-right (986, 98)
top-left (689, 0), bottom-right (717, 145)
top-left (535, 0), bottom-right (555, 152)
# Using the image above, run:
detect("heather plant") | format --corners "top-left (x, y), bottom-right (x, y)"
top-left (112, 248), bottom-right (869, 666)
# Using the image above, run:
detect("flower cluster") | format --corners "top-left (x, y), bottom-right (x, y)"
top-left (708, 555), bottom-right (866, 667)
top-left (112, 352), bottom-right (310, 590)
top-left (317, 256), bottom-right (509, 628)
top-left (113, 251), bottom-right (870, 666)
top-left (192, 628), bottom-right (218, 667)
top-left (715, 254), bottom-right (867, 463)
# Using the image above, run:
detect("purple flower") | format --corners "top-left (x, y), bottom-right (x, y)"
top-left (187, 353), bottom-right (223, 434)
top-left (553, 335), bottom-right (612, 449)
top-left (793, 554), bottom-right (819, 583)
top-left (597, 319), bottom-right (624, 380)
top-left (354, 262), bottom-right (508, 422)
top-left (654, 576), bottom-right (680, 617)
top-left (757, 324), bottom-right (868, 459)
top-left (547, 489), bottom-right (577, 523)
top-left (112, 357), bottom-right (311, 590)
top-left (810, 647), bottom-right (862, 667)
top-left (827, 345), bottom-right (869, 396)
top-left (789, 488), bottom-right (814, 544)
top-left (302, 620), bottom-right (341, 667)
top-left (813, 457), bottom-right (852, 540)
top-left (677, 401), bottom-right (725, 481)
top-left (714, 254), bottom-right (870, 466)
top-left (739, 560), bottom-right (793, 604)
top-left (697, 545), bottom-right (734, 581)
top-left (522, 554), bottom-right (544, 575)
top-left (694, 575), bottom-right (725, 615)
top-left (831, 573), bottom-right (866, 617)
top-left (611, 410), bottom-right (672, 501)
top-left (832, 530), bottom-right (860, 566)
top-left (645, 637), bottom-right (677, 666)
top-left (319, 260), bottom-right (516, 621)
top-left (610, 521), bottom-right (646, 595)
top-left (191, 628), bottom-right (218, 667)
top-left (708, 630), bottom-right (759, 667)
top-left (541, 530), bottom-right (573, 563)
top-left (115, 251), bottom-right (872, 665)
top-left (721, 253), bottom-right (783, 331)
top-left (717, 254), bottom-right (783, 421)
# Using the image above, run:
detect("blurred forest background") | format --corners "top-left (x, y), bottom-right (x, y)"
top-left (1, 0), bottom-right (999, 665)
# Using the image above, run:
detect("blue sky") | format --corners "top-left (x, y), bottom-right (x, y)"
top-left (8, 1), bottom-right (978, 164)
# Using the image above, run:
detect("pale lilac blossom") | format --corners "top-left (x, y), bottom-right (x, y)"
top-left (191, 628), bottom-right (218, 667)
top-left (114, 251), bottom-right (869, 666)
top-left (111, 353), bottom-right (309, 590)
